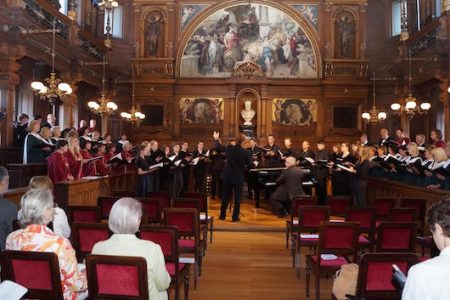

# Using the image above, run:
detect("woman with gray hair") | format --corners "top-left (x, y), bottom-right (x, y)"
top-left (92, 197), bottom-right (171, 300)
top-left (6, 188), bottom-right (87, 299)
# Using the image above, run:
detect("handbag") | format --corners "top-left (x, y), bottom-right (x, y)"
top-left (332, 263), bottom-right (359, 300)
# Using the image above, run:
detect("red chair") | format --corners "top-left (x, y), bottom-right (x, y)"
top-left (86, 254), bottom-right (148, 299)
top-left (184, 192), bottom-right (214, 244)
top-left (164, 208), bottom-right (201, 289)
top-left (346, 207), bottom-right (376, 251)
top-left (306, 221), bottom-right (359, 300)
top-left (71, 222), bottom-right (111, 261)
top-left (137, 197), bottom-right (162, 224)
top-left (328, 196), bottom-right (353, 217)
top-left (376, 222), bottom-right (417, 252)
top-left (97, 196), bottom-right (120, 219)
top-left (286, 196), bottom-right (317, 249)
top-left (148, 191), bottom-right (171, 209)
top-left (140, 225), bottom-right (190, 300)
top-left (294, 206), bottom-right (330, 276)
top-left (388, 208), bottom-right (418, 223)
top-left (68, 205), bottom-right (101, 223)
top-left (0, 250), bottom-right (63, 299)
top-left (355, 253), bottom-right (419, 299)
top-left (113, 190), bottom-right (137, 198)
top-left (400, 198), bottom-right (426, 227)
top-left (373, 197), bottom-right (396, 221)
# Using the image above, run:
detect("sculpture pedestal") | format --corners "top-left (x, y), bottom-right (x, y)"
top-left (240, 124), bottom-right (255, 138)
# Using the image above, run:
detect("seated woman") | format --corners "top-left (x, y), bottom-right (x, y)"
top-left (6, 189), bottom-right (87, 299)
top-left (92, 198), bottom-right (171, 300)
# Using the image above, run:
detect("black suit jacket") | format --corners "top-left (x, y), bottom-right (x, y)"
top-left (217, 140), bottom-right (252, 183)
top-left (275, 166), bottom-right (306, 200)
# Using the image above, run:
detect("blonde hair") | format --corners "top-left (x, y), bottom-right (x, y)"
top-left (28, 176), bottom-right (53, 191)
top-left (67, 135), bottom-right (81, 158)
top-left (27, 120), bottom-right (40, 133)
top-left (39, 127), bottom-right (52, 139)
top-left (432, 147), bottom-right (448, 163)
top-left (359, 147), bottom-right (370, 162)
top-left (407, 142), bottom-right (420, 157)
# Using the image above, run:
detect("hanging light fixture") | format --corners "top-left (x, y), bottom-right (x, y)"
top-left (362, 73), bottom-right (387, 124)
top-left (87, 54), bottom-right (118, 115)
top-left (121, 71), bottom-right (145, 123)
top-left (31, 20), bottom-right (72, 107)
top-left (99, 0), bottom-right (118, 48)
top-left (390, 49), bottom-right (431, 118)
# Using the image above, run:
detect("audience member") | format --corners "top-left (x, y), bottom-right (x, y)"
top-left (0, 167), bottom-right (18, 251)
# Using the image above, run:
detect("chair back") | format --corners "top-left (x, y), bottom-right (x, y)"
top-left (400, 198), bottom-right (427, 231)
top-left (137, 197), bottom-right (162, 224)
top-left (68, 206), bottom-right (102, 223)
top-left (1, 250), bottom-right (63, 299)
top-left (86, 254), bottom-right (149, 299)
top-left (113, 190), bottom-right (137, 198)
top-left (290, 196), bottom-right (317, 220)
top-left (328, 196), bottom-right (353, 216)
top-left (376, 222), bottom-right (417, 252)
top-left (388, 208), bottom-right (418, 223)
top-left (173, 198), bottom-right (201, 211)
top-left (298, 206), bottom-right (330, 233)
top-left (317, 221), bottom-right (359, 257)
top-left (356, 253), bottom-right (419, 299)
top-left (72, 222), bottom-right (111, 261)
top-left (345, 207), bottom-right (376, 234)
top-left (183, 192), bottom-right (208, 212)
top-left (148, 191), bottom-right (171, 209)
top-left (373, 197), bottom-right (396, 219)
top-left (139, 225), bottom-right (178, 262)
top-left (163, 208), bottom-right (199, 240)
top-left (97, 196), bottom-right (120, 219)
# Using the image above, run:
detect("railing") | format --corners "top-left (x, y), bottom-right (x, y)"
top-left (323, 59), bottom-right (369, 79)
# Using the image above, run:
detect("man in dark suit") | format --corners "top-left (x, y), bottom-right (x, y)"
top-left (0, 167), bottom-right (18, 251)
top-left (269, 156), bottom-right (305, 217)
top-left (378, 128), bottom-right (395, 147)
top-left (246, 138), bottom-right (262, 200)
top-left (214, 132), bottom-right (252, 222)
top-left (315, 141), bottom-right (329, 205)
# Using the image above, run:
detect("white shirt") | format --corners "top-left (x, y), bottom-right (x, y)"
top-left (53, 207), bottom-right (71, 239)
top-left (402, 247), bottom-right (450, 300)
top-left (92, 234), bottom-right (171, 300)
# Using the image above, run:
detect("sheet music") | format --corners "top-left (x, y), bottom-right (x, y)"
top-left (149, 162), bottom-right (163, 170)
top-left (110, 152), bottom-right (122, 161)
top-left (205, 150), bottom-right (210, 157)
top-left (174, 160), bottom-right (182, 166)
top-left (305, 157), bottom-right (315, 164)
top-left (190, 157), bottom-right (200, 165)
top-left (337, 164), bottom-right (355, 173)
top-left (168, 155), bottom-right (176, 161)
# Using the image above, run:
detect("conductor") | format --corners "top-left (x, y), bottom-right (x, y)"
top-left (214, 131), bottom-right (252, 222)
top-left (269, 156), bottom-right (306, 217)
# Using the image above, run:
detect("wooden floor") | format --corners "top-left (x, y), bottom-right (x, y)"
top-left (187, 231), bottom-right (333, 300)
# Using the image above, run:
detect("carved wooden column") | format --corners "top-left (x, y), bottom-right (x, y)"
top-left (444, 0), bottom-right (450, 12)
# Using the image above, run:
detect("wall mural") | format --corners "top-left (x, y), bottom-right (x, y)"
top-left (180, 97), bottom-right (224, 124)
top-left (272, 98), bottom-right (317, 125)
top-left (180, 4), bottom-right (209, 32)
top-left (180, 3), bottom-right (318, 78)
top-left (292, 4), bottom-right (319, 32)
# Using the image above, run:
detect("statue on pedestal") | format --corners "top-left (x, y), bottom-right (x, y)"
top-left (241, 100), bottom-right (255, 125)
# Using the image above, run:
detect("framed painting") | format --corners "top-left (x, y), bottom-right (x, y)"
top-left (272, 98), bottom-right (317, 126)
top-left (180, 97), bottom-right (224, 124)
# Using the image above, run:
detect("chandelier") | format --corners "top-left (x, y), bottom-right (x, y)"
top-left (121, 72), bottom-right (145, 122)
top-left (99, 0), bottom-right (118, 48)
top-left (31, 20), bottom-right (72, 105)
top-left (391, 50), bottom-right (431, 118)
top-left (87, 54), bottom-right (118, 115)
top-left (362, 73), bottom-right (387, 124)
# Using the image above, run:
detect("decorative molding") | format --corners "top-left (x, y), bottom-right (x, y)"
top-left (232, 62), bottom-right (265, 80)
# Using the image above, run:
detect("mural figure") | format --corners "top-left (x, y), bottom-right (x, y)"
top-left (181, 4), bottom-right (208, 31)
top-left (145, 12), bottom-right (162, 57)
top-left (337, 13), bottom-right (355, 58)
top-left (272, 98), bottom-right (317, 126)
top-left (181, 4), bottom-right (318, 78)
top-left (180, 98), bottom-right (224, 124)
top-left (292, 4), bottom-right (319, 32)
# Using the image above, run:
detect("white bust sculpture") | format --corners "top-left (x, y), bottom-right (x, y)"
top-left (241, 100), bottom-right (255, 125)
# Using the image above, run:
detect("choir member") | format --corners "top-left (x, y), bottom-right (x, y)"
top-left (136, 143), bottom-right (159, 197)
top-left (95, 144), bottom-right (110, 176)
top-left (263, 135), bottom-right (281, 167)
top-left (180, 142), bottom-right (192, 192)
top-left (330, 142), bottom-right (357, 196)
top-left (13, 113), bottom-right (29, 147)
top-left (79, 119), bottom-right (87, 129)
top-left (431, 129), bottom-right (446, 148)
top-left (415, 134), bottom-right (427, 148)
top-left (351, 142), bottom-right (360, 159)
top-left (65, 135), bottom-right (83, 180)
top-left (269, 156), bottom-right (306, 217)
top-left (121, 141), bottom-right (135, 172)
top-left (426, 147), bottom-right (449, 189)
top-left (315, 141), bottom-right (329, 205)
top-left (79, 127), bottom-right (91, 141)
top-left (150, 140), bottom-right (165, 192)
top-left (297, 140), bottom-right (315, 168)
top-left (246, 138), bottom-right (262, 200)
top-left (360, 133), bottom-right (371, 147)
top-left (404, 143), bottom-right (423, 184)
top-left (39, 126), bottom-right (55, 159)
top-left (88, 119), bottom-right (97, 133)
top-left (80, 139), bottom-right (97, 177)
top-left (103, 133), bottom-right (113, 145)
top-left (115, 134), bottom-right (128, 153)
top-left (329, 144), bottom-right (341, 164)
top-left (159, 145), bottom-right (173, 191)
top-left (350, 146), bottom-right (371, 207)
top-left (90, 131), bottom-right (102, 153)
top-left (280, 137), bottom-right (294, 160)
top-left (51, 126), bottom-right (62, 144)
top-left (23, 119), bottom-right (52, 164)
top-left (192, 141), bottom-right (208, 193)
top-left (395, 128), bottom-right (411, 146)
top-left (171, 144), bottom-right (185, 199)
top-left (209, 139), bottom-right (226, 199)
top-left (47, 140), bottom-right (73, 183)
top-left (378, 128), bottom-right (395, 147)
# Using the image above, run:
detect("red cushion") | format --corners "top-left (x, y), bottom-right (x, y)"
top-left (166, 213), bottom-right (195, 234)
top-left (178, 239), bottom-right (195, 248)
top-left (330, 199), bottom-right (350, 215)
top-left (322, 227), bottom-right (355, 249)
top-left (12, 259), bottom-right (52, 290)
top-left (310, 255), bottom-right (349, 267)
top-left (348, 211), bottom-right (372, 229)
top-left (141, 202), bottom-right (159, 219)
top-left (391, 213), bottom-right (415, 222)
top-left (365, 261), bottom-right (407, 291)
top-left (79, 228), bottom-right (109, 252)
top-left (379, 228), bottom-right (413, 250)
top-left (73, 210), bottom-right (96, 223)
top-left (97, 264), bottom-right (140, 296)
top-left (302, 211), bottom-right (327, 227)
top-left (358, 235), bottom-right (370, 245)
top-left (299, 237), bottom-right (319, 244)
top-left (140, 231), bottom-right (173, 256)
top-left (375, 200), bottom-right (393, 216)
top-left (165, 262), bottom-right (187, 276)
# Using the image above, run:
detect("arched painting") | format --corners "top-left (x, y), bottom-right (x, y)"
top-left (180, 3), bottom-right (318, 78)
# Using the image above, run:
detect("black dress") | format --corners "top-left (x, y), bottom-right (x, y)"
top-left (331, 153), bottom-right (357, 196)
top-left (136, 156), bottom-right (150, 197)
top-left (24, 134), bottom-right (47, 164)
top-left (353, 160), bottom-right (370, 207)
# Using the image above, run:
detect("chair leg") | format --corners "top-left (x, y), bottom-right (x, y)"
top-left (296, 250), bottom-right (301, 279)
top-left (198, 250), bottom-right (203, 276)
top-left (194, 263), bottom-right (198, 290)
top-left (184, 268), bottom-right (190, 300)
top-left (315, 271), bottom-right (320, 300)
top-left (209, 221), bottom-right (213, 243)
top-left (175, 276), bottom-right (180, 300)
top-left (286, 225), bottom-right (289, 249)
top-left (306, 263), bottom-right (311, 298)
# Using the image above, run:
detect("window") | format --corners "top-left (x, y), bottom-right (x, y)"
top-left (104, 6), bottom-right (123, 38)
top-left (392, 0), bottom-right (402, 36)
top-left (434, 0), bottom-right (442, 18)
top-left (59, 0), bottom-right (68, 15)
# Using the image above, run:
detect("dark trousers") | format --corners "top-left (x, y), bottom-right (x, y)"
top-left (172, 170), bottom-right (183, 199)
top-left (137, 174), bottom-right (152, 197)
top-left (182, 166), bottom-right (191, 192)
top-left (269, 198), bottom-right (291, 216)
top-left (246, 171), bottom-right (258, 198)
top-left (152, 171), bottom-right (160, 192)
top-left (353, 180), bottom-right (367, 207)
top-left (316, 176), bottom-right (328, 205)
top-left (193, 168), bottom-right (205, 193)
top-left (220, 180), bottom-right (243, 221)
top-left (210, 170), bottom-right (222, 198)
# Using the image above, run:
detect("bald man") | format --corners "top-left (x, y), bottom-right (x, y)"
top-left (269, 156), bottom-right (306, 217)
